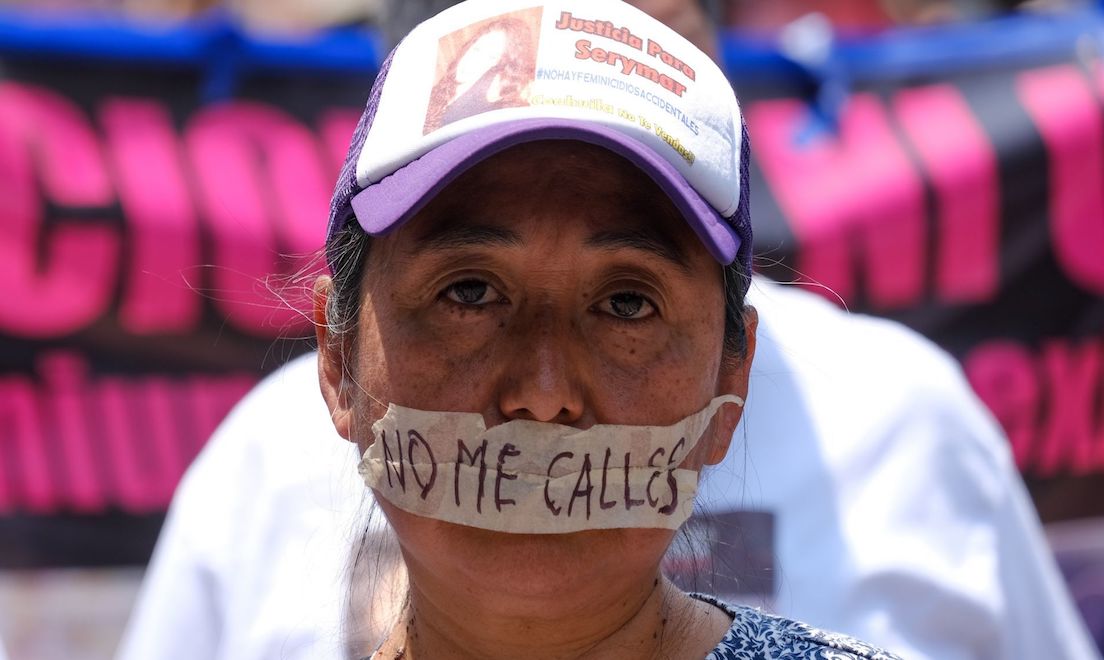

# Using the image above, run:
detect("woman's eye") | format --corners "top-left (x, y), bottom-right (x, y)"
top-left (444, 279), bottom-right (502, 306)
top-left (601, 292), bottom-right (655, 320)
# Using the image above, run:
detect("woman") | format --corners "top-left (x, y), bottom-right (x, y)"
top-left (315, 1), bottom-right (903, 658)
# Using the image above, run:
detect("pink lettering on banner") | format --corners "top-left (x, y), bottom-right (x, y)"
top-left (894, 84), bottom-right (1000, 304)
top-left (0, 353), bottom-right (259, 514)
top-left (747, 96), bottom-right (926, 308)
top-left (101, 98), bottom-right (202, 334)
top-left (1037, 340), bottom-right (1104, 476)
top-left (319, 108), bottom-right (362, 175)
top-left (0, 378), bottom-right (55, 514)
top-left (1017, 65), bottom-right (1104, 295)
top-left (99, 378), bottom-right (154, 512)
top-left (143, 378), bottom-right (187, 507)
top-left (41, 353), bottom-right (105, 513)
top-left (964, 340), bottom-right (1039, 471)
top-left (186, 102), bottom-right (330, 337)
top-left (2, 84), bottom-right (112, 206)
top-left (966, 338), bottom-right (1104, 477)
top-left (0, 82), bottom-right (120, 337)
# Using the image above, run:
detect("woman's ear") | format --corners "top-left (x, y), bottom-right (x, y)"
top-left (706, 305), bottom-right (758, 465)
top-left (314, 276), bottom-right (355, 442)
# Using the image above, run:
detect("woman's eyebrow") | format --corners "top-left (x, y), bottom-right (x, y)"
top-left (414, 223), bottom-right (523, 252)
top-left (585, 229), bottom-right (690, 272)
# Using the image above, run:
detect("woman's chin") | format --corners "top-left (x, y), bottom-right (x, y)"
top-left (389, 508), bottom-right (671, 605)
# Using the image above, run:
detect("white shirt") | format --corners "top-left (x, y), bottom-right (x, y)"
top-left (117, 277), bottom-right (1099, 660)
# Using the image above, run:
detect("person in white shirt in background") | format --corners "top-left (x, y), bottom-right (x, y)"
top-left (117, 1), bottom-right (1100, 658)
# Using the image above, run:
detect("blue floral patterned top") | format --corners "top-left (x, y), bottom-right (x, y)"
top-left (362, 594), bottom-right (903, 659)
top-left (696, 594), bottom-right (904, 660)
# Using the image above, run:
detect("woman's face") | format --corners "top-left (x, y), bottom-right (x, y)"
top-left (318, 140), bottom-right (754, 614)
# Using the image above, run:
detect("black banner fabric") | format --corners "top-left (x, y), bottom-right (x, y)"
top-left (2, 14), bottom-right (1103, 567)
top-left (740, 58), bottom-right (1104, 523)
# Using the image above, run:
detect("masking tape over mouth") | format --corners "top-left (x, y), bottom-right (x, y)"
top-left (358, 394), bottom-right (743, 534)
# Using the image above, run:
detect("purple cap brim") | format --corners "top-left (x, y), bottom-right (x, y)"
top-left (349, 119), bottom-right (740, 264)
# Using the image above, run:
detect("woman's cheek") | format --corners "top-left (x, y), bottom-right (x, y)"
top-left (396, 311), bottom-right (509, 385)
top-left (593, 327), bottom-right (722, 411)
top-left (586, 318), bottom-right (670, 370)
top-left (404, 304), bottom-right (509, 351)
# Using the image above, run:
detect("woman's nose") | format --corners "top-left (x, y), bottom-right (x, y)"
top-left (496, 316), bottom-right (585, 425)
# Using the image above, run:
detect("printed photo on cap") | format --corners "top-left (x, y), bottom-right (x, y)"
top-left (424, 7), bottom-right (543, 134)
